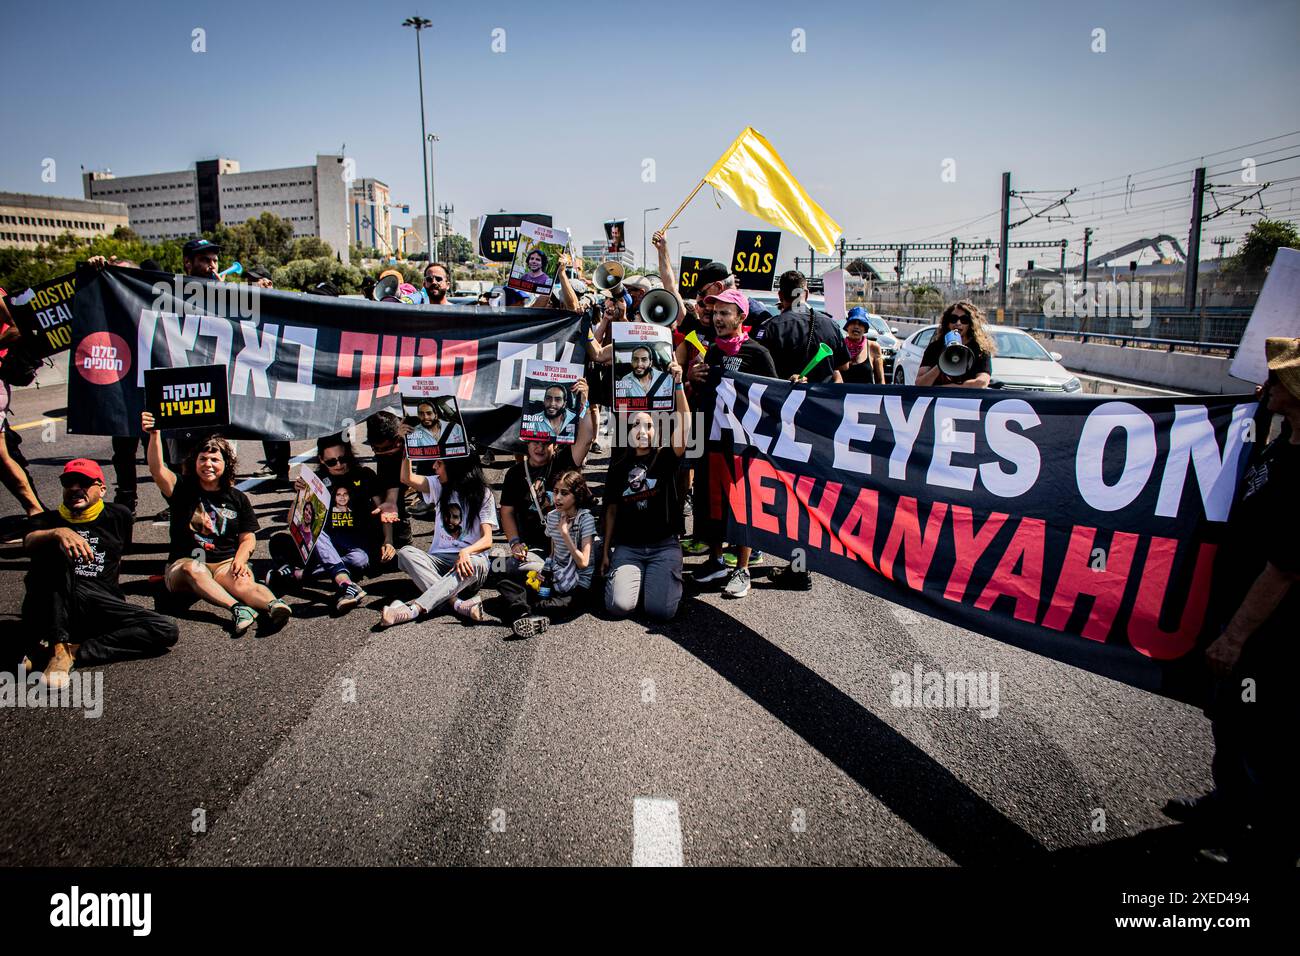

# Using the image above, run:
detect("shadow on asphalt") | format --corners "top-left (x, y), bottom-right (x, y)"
top-left (656, 594), bottom-right (1051, 865)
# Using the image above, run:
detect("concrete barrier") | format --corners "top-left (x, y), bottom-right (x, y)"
top-left (876, 314), bottom-right (1250, 395)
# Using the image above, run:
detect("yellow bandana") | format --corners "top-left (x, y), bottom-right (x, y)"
top-left (58, 499), bottom-right (105, 524)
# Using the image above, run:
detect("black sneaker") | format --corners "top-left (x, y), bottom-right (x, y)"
top-left (511, 615), bottom-right (549, 639)
top-left (1162, 793), bottom-right (1224, 825)
top-left (334, 582), bottom-right (367, 613)
top-left (769, 566), bottom-right (813, 591)
top-left (693, 556), bottom-right (730, 584)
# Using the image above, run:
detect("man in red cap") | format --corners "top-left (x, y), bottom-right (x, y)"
top-left (685, 289), bottom-right (777, 598)
top-left (20, 459), bottom-right (178, 688)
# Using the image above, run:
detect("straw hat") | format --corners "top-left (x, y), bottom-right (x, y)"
top-left (1265, 336), bottom-right (1300, 400)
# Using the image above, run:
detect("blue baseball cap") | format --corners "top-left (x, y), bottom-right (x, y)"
top-left (182, 237), bottom-right (221, 257)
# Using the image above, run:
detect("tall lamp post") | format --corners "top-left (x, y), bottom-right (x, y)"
top-left (677, 239), bottom-right (690, 260)
top-left (642, 207), bottom-right (659, 271)
top-left (403, 16), bottom-right (434, 260)
top-left (426, 133), bottom-right (440, 259)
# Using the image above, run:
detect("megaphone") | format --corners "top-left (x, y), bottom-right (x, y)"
top-left (593, 261), bottom-right (625, 295)
top-left (372, 274), bottom-right (400, 302)
top-left (639, 288), bottom-right (679, 326)
top-left (938, 330), bottom-right (973, 378)
top-left (218, 261), bottom-right (243, 279)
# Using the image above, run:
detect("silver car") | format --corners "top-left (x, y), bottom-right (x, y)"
top-left (892, 324), bottom-right (1081, 393)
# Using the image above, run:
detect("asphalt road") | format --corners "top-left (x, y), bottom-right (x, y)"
top-left (0, 378), bottom-right (1216, 866)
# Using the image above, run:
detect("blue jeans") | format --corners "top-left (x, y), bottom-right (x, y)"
top-left (306, 530), bottom-right (369, 582)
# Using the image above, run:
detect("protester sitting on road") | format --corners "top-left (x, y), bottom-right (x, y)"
top-left (685, 290), bottom-right (777, 599)
top-left (380, 454), bottom-right (497, 628)
top-left (915, 300), bottom-right (994, 388)
top-left (499, 469), bottom-right (600, 639)
top-left (142, 411), bottom-right (292, 636)
top-left (841, 308), bottom-right (885, 385)
top-left (602, 360), bottom-right (688, 621)
top-left (266, 434), bottom-right (397, 613)
top-left (1163, 336), bottom-right (1300, 865)
top-left (20, 459), bottom-right (178, 688)
top-left (499, 378), bottom-right (593, 574)
top-left (755, 269), bottom-right (849, 384)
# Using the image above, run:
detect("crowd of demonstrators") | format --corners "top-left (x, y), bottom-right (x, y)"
top-left (19, 459), bottom-right (177, 687)
top-left (142, 410), bottom-right (292, 636)
top-left (915, 300), bottom-right (994, 388)
top-left (755, 269), bottom-right (850, 383)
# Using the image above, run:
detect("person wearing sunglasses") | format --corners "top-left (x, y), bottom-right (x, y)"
top-left (265, 435), bottom-right (397, 613)
top-left (423, 262), bottom-right (455, 307)
top-left (19, 459), bottom-right (178, 688)
top-left (915, 300), bottom-right (995, 388)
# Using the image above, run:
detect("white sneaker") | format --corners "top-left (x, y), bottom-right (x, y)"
top-left (381, 601), bottom-right (418, 628)
top-left (722, 567), bottom-right (751, 599)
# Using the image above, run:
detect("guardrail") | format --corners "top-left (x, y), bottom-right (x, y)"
top-left (1029, 327), bottom-right (1237, 357)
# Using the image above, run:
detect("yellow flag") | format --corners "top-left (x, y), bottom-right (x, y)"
top-left (704, 127), bottom-right (842, 254)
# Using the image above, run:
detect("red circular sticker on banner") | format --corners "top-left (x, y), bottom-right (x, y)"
top-left (74, 332), bottom-right (132, 385)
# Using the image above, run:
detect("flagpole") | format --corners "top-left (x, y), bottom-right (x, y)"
top-left (660, 180), bottom-right (707, 234)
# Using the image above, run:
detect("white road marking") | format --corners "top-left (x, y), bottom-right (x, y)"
top-left (632, 797), bottom-right (683, 867)
top-left (235, 450), bottom-right (316, 492)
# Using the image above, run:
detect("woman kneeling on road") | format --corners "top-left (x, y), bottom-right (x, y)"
top-left (380, 454), bottom-right (496, 628)
top-left (602, 360), bottom-right (689, 621)
top-left (142, 411), bottom-right (292, 636)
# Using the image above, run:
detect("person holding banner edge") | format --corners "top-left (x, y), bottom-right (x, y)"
top-left (1163, 336), bottom-right (1300, 865)
top-left (915, 301), bottom-right (994, 388)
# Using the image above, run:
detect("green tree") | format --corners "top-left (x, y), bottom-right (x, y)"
top-left (436, 233), bottom-right (474, 264)
top-left (291, 236), bottom-right (333, 260)
top-left (1224, 219), bottom-right (1300, 278)
top-left (272, 256), bottom-right (364, 293)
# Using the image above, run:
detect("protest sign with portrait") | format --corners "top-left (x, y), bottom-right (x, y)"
top-left (399, 375), bottom-right (469, 460)
top-left (520, 360), bottom-right (583, 444)
top-left (288, 467), bottom-right (329, 563)
top-left (507, 221), bottom-right (569, 296)
top-left (612, 323), bottom-right (674, 412)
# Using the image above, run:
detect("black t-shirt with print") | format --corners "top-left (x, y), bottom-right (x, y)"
top-left (29, 502), bottom-right (133, 594)
top-left (319, 465), bottom-right (382, 550)
top-left (700, 337), bottom-right (777, 386)
top-left (165, 480), bottom-right (259, 562)
top-left (607, 448), bottom-right (682, 547)
top-left (501, 445), bottom-right (577, 550)
top-left (920, 337), bottom-right (993, 384)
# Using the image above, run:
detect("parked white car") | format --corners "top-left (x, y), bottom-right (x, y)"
top-left (892, 325), bottom-right (1081, 393)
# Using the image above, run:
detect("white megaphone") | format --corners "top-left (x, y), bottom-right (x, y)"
top-left (593, 260), bottom-right (625, 295)
top-left (938, 330), bottom-right (973, 378)
top-left (638, 288), bottom-right (679, 326)
top-left (218, 261), bottom-right (243, 279)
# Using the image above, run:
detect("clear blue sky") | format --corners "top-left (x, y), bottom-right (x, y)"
top-left (3, 0), bottom-right (1298, 278)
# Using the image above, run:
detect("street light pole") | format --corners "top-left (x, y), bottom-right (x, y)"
top-left (642, 207), bottom-right (659, 271)
top-left (678, 240), bottom-right (690, 259)
top-left (427, 133), bottom-right (440, 259)
top-left (403, 16), bottom-right (434, 260)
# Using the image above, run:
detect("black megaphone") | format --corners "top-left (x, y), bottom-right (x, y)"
top-left (593, 261), bottom-right (625, 296)
top-left (639, 288), bottom-right (679, 326)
